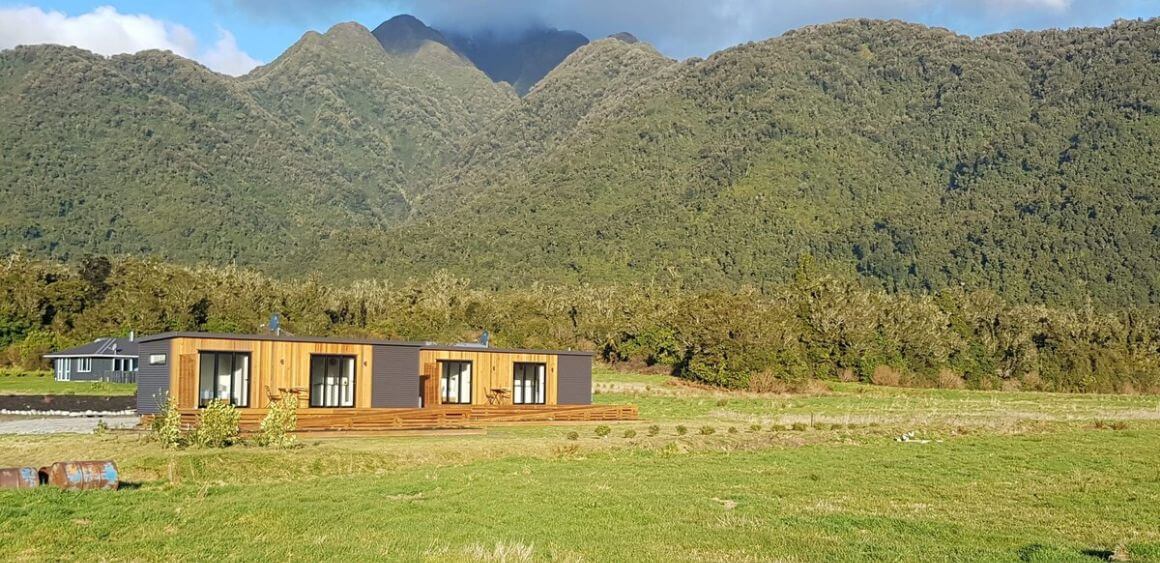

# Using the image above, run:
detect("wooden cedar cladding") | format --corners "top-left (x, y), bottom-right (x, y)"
top-left (420, 349), bottom-right (559, 406)
top-left (167, 337), bottom-right (375, 409)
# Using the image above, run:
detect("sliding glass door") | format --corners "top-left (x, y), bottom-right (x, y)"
top-left (198, 351), bottom-right (250, 407)
top-left (513, 363), bottom-right (546, 404)
top-left (439, 361), bottom-right (472, 404)
top-left (310, 355), bottom-right (356, 408)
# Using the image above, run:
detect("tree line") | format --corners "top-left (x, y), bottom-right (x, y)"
top-left (2, 255), bottom-right (1157, 394)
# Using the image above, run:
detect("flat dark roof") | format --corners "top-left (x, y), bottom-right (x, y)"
top-left (419, 345), bottom-right (593, 357)
top-left (136, 332), bottom-right (593, 356)
top-left (136, 332), bottom-right (423, 347)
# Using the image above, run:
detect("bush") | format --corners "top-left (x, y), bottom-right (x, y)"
top-left (150, 395), bottom-right (183, 449)
top-left (748, 424), bottom-right (762, 432)
top-left (647, 424), bottom-right (660, 436)
top-left (675, 425), bottom-right (688, 435)
top-left (565, 431), bottom-right (579, 441)
top-left (715, 398), bottom-right (729, 407)
top-left (699, 426), bottom-right (716, 435)
top-left (623, 429), bottom-right (637, 438)
top-left (748, 371), bottom-right (789, 393)
top-left (870, 366), bottom-right (901, 387)
top-left (937, 368), bottom-right (965, 389)
top-left (790, 422), bottom-right (808, 431)
top-left (191, 399), bottom-right (240, 448)
top-left (770, 424), bottom-right (787, 431)
top-left (728, 426), bottom-right (738, 434)
top-left (1110, 421), bottom-right (1130, 431)
top-left (594, 425), bottom-right (611, 438)
top-left (93, 419), bottom-right (109, 436)
top-left (829, 423), bottom-right (843, 430)
top-left (256, 395), bottom-right (297, 448)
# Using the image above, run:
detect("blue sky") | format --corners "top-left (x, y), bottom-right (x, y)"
top-left (1, 1), bottom-right (1156, 75)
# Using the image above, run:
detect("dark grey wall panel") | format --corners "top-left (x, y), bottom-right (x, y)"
top-left (372, 345), bottom-right (421, 408)
top-left (136, 340), bottom-right (171, 414)
top-left (67, 358), bottom-right (113, 382)
top-left (557, 355), bottom-right (592, 405)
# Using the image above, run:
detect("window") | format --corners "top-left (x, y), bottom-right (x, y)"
top-left (198, 351), bottom-right (250, 408)
top-left (513, 363), bottom-right (546, 404)
top-left (309, 355), bottom-right (356, 408)
top-left (77, 358), bottom-right (92, 373)
top-left (440, 361), bottom-right (472, 404)
top-left (149, 354), bottom-right (167, 365)
top-left (113, 358), bottom-right (138, 372)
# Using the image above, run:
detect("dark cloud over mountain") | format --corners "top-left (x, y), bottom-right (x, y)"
top-left (229, 0), bottom-right (1153, 59)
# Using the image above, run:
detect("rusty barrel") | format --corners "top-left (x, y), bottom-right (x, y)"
top-left (0, 467), bottom-right (41, 489)
top-left (39, 461), bottom-right (119, 491)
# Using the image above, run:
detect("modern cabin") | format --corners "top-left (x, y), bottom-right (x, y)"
top-left (43, 337), bottom-right (139, 383)
top-left (135, 332), bottom-right (633, 430)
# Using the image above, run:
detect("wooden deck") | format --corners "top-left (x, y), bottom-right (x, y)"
top-left (179, 404), bottom-right (638, 432)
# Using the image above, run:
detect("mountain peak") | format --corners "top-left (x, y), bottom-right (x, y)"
top-left (372, 14), bottom-right (452, 55)
top-left (608, 32), bottom-right (640, 44)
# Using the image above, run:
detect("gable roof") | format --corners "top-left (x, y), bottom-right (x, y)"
top-left (43, 338), bottom-right (139, 359)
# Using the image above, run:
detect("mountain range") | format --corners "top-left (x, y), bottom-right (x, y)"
top-left (0, 15), bottom-right (1156, 307)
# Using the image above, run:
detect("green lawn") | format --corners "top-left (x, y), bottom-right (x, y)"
top-left (1, 370), bottom-right (1158, 561)
top-left (0, 370), bottom-right (137, 396)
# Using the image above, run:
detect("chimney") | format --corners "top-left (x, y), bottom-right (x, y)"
top-left (129, 331), bottom-right (135, 342)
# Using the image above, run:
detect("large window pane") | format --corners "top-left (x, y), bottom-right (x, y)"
top-left (310, 355), bottom-right (355, 408)
top-left (199, 352), bottom-right (250, 408)
top-left (513, 363), bottom-right (546, 405)
top-left (440, 361), bottom-right (472, 405)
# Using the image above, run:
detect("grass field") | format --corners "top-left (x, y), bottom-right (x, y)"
top-left (0, 370), bottom-right (137, 396)
top-left (1, 369), bottom-right (1158, 561)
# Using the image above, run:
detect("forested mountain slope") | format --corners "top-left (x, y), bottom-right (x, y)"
top-left (0, 22), bottom-right (511, 272)
top-left (363, 19), bottom-right (1159, 307)
top-left (0, 17), bottom-right (1156, 307)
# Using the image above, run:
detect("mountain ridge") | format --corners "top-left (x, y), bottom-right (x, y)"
top-left (1, 17), bottom-right (1157, 307)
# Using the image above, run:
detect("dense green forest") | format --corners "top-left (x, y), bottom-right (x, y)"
top-left (3, 256), bottom-right (1158, 393)
top-left (1, 18), bottom-right (1156, 308)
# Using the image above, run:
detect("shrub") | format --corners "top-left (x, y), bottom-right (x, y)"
top-left (191, 399), bottom-right (241, 448)
top-left (829, 423), bottom-right (843, 430)
top-left (565, 431), bottom-right (579, 441)
top-left (748, 424), bottom-right (762, 432)
top-left (699, 426), bottom-right (716, 435)
top-left (728, 426), bottom-right (738, 434)
top-left (770, 424), bottom-right (787, 431)
top-left (675, 425), bottom-right (688, 435)
top-left (150, 395), bottom-right (183, 449)
top-left (870, 366), bottom-right (901, 387)
top-left (93, 418), bottom-right (110, 436)
top-left (937, 368), bottom-right (965, 389)
top-left (747, 371), bottom-right (788, 393)
top-left (790, 422), bottom-right (808, 431)
top-left (715, 398), bottom-right (729, 407)
top-left (623, 429), bottom-right (637, 439)
top-left (1110, 421), bottom-right (1129, 431)
top-left (647, 424), bottom-right (660, 436)
top-left (256, 395), bottom-right (297, 448)
top-left (838, 368), bottom-right (858, 382)
top-left (594, 425), bottom-right (612, 438)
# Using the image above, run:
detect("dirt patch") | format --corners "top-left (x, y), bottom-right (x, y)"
top-left (0, 394), bottom-right (135, 413)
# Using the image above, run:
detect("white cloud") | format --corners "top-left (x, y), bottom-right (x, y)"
top-left (201, 26), bottom-right (262, 76)
top-left (0, 5), bottom-right (261, 76)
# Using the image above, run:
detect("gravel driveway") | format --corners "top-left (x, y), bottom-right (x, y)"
top-left (0, 415), bottom-right (141, 435)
